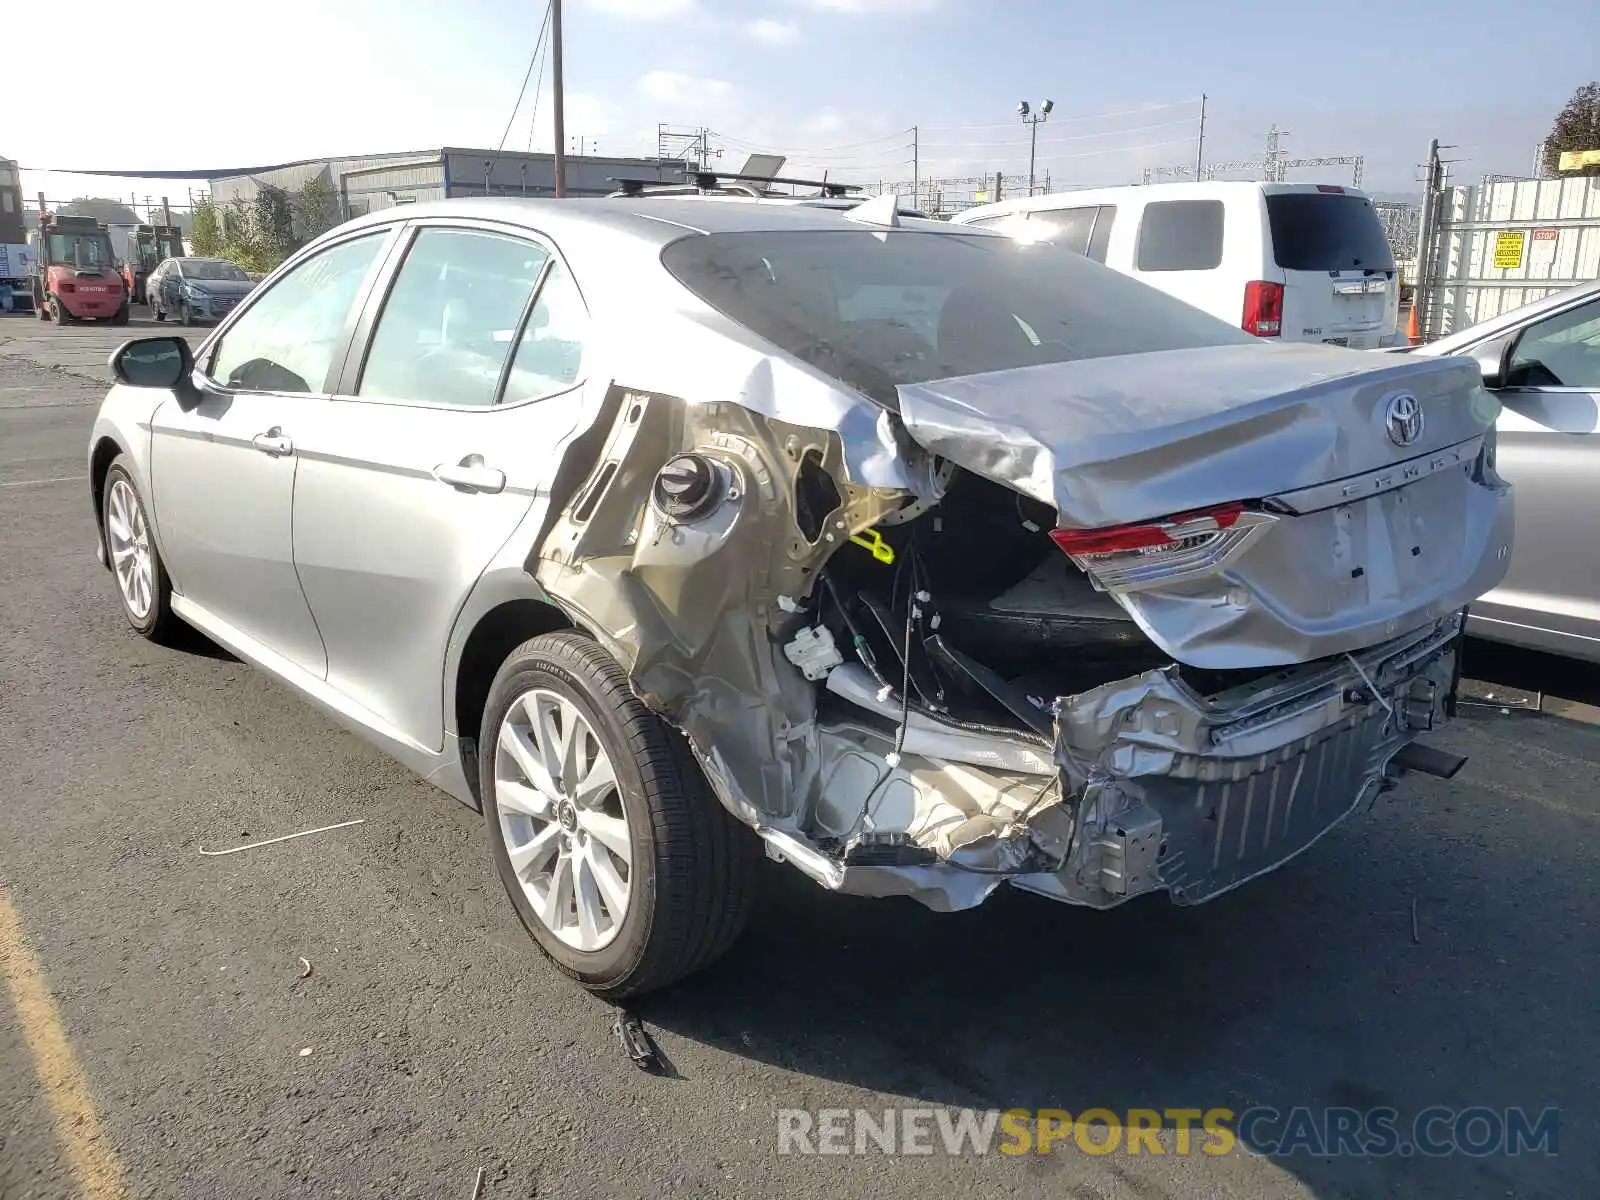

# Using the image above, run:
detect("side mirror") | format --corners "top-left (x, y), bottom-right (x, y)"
top-left (1469, 334), bottom-right (1512, 390)
top-left (110, 336), bottom-right (203, 409)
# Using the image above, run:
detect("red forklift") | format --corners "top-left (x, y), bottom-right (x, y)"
top-left (28, 211), bottom-right (130, 325)
top-left (119, 223), bottom-right (184, 304)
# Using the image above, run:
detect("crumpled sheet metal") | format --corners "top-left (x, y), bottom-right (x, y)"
top-left (895, 343), bottom-right (1499, 529)
top-left (533, 385), bottom-right (907, 828)
top-left (594, 308), bottom-right (913, 490)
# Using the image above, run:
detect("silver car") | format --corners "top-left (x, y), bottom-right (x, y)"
top-left (147, 256), bottom-right (257, 326)
top-left (88, 197), bottom-right (1511, 997)
top-left (1404, 280), bottom-right (1600, 662)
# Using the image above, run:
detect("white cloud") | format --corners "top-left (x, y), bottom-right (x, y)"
top-left (806, 0), bottom-right (936, 12)
top-left (637, 70), bottom-right (736, 106)
top-left (742, 17), bottom-right (801, 43)
top-left (585, 0), bottom-right (694, 17)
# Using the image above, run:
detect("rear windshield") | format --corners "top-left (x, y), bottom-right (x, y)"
top-left (1267, 193), bottom-right (1396, 272)
top-left (660, 230), bottom-right (1253, 401)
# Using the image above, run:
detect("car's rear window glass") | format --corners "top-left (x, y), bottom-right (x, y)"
top-left (1267, 193), bottom-right (1397, 272)
top-left (1135, 200), bottom-right (1225, 272)
top-left (660, 230), bottom-right (1252, 402)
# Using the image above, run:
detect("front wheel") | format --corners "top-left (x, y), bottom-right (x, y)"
top-left (102, 457), bottom-right (181, 642)
top-left (480, 631), bottom-right (758, 999)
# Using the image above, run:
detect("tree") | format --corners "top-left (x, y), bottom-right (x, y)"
top-left (1542, 81), bottom-right (1600, 175)
top-left (190, 196), bottom-right (223, 257)
top-left (294, 174), bottom-right (342, 244)
top-left (59, 197), bottom-right (141, 226)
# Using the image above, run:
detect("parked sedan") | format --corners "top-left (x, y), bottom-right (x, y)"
top-left (1404, 280), bottom-right (1600, 662)
top-left (147, 256), bottom-right (257, 326)
top-left (88, 197), bottom-right (1510, 997)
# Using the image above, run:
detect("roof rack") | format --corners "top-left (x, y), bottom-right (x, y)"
top-left (607, 170), bottom-right (863, 200)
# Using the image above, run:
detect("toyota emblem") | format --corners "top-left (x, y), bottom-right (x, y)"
top-left (1384, 392), bottom-right (1424, 448)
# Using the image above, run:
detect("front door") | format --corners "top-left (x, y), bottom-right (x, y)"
top-left (290, 224), bottom-right (596, 751)
top-left (147, 227), bottom-right (396, 676)
top-left (1475, 294), bottom-right (1600, 650)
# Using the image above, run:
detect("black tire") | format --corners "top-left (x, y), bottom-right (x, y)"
top-left (110, 303), bottom-right (130, 326)
top-left (479, 631), bottom-right (758, 999)
top-left (101, 457), bottom-right (181, 643)
top-left (152, 302), bottom-right (165, 321)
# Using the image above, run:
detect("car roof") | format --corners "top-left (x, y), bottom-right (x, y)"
top-left (331, 195), bottom-right (959, 248)
top-left (952, 179), bottom-right (1372, 223)
top-left (1412, 277), bottom-right (1600, 355)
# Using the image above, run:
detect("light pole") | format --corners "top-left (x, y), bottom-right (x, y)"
top-left (1018, 99), bottom-right (1053, 196)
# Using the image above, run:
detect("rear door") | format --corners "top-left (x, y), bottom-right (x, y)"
top-left (1265, 188), bottom-right (1397, 349)
top-left (289, 220), bottom-right (597, 752)
top-left (1470, 294), bottom-right (1600, 657)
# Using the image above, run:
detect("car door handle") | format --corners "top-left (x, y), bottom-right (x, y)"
top-left (432, 458), bottom-right (506, 494)
top-left (251, 429), bottom-right (293, 457)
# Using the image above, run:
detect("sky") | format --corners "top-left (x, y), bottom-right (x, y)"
top-left (13, 0), bottom-right (1598, 213)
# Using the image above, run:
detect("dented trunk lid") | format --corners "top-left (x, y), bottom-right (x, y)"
top-left (896, 342), bottom-right (1514, 668)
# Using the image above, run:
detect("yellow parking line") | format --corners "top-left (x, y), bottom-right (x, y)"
top-left (0, 887), bottom-right (131, 1200)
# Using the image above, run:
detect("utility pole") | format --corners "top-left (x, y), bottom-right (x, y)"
top-left (1018, 98), bottom-right (1053, 197)
top-left (1195, 94), bottom-right (1207, 176)
top-left (912, 125), bottom-right (919, 206)
top-left (551, 0), bottom-right (567, 196)
top-left (161, 196), bottom-right (172, 228)
top-left (1413, 138), bottom-right (1443, 342)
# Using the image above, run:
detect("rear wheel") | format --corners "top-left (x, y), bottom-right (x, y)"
top-left (110, 303), bottom-right (130, 327)
top-left (101, 457), bottom-right (180, 642)
top-left (480, 631), bottom-right (758, 999)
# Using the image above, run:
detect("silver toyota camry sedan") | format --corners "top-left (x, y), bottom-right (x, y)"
top-left (88, 195), bottom-right (1512, 997)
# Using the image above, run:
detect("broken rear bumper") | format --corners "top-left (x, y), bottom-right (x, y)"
top-left (758, 612), bottom-right (1465, 913)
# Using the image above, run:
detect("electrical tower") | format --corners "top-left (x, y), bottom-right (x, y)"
top-left (656, 124), bottom-right (717, 170)
top-left (1144, 125), bottom-right (1363, 187)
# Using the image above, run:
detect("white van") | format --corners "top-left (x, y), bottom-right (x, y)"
top-left (949, 181), bottom-right (1403, 349)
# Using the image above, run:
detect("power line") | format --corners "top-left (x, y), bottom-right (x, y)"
top-left (921, 115), bottom-right (1200, 151)
top-left (524, 8), bottom-right (554, 152)
top-left (709, 127), bottom-right (916, 156)
top-left (492, 1), bottom-right (553, 163)
top-left (919, 98), bottom-right (1203, 133)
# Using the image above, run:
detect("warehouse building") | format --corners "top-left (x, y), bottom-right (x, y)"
top-left (206, 146), bottom-right (691, 217)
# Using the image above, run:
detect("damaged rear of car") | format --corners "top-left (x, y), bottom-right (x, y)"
top-left (529, 210), bottom-right (1512, 939)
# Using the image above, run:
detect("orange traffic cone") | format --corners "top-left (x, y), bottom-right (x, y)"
top-left (1406, 304), bottom-right (1421, 346)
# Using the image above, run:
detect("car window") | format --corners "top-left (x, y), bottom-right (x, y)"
top-left (1135, 199), bottom-right (1225, 272)
top-left (1266, 192), bottom-right (1396, 272)
top-left (661, 229), bottom-right (1253, 404)
top-left (1086, 205), bottom-right (1117, 264)
top-left (1505, 298), bottom-right (1600, 389)
top-left (209, 233), bottom-right (386, 394)
top-left (1024, 206), bottom-right (1098, 255)
top-left (502, 260), bottom-right (589, 404)
top-left (359, 228), bottom-right (550, 408)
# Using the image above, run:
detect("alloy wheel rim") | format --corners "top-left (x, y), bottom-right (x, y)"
top-left (494, 687), bottom-right (632, 952)
top-left (106, 477), bottom-right (154, 621)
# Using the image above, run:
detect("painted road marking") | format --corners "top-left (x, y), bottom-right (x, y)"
top-left (0, 475), bottom-right (83, 488)
top-left (0, 887), bottom-right (131, 1200)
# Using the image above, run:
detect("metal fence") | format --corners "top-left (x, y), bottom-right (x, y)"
top-left (1413, 172), bottom-right (1600, 340)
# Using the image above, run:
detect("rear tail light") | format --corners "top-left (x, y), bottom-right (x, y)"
top-left (1242, 280), bottom-right (1283, 337)
top-left (1051, 502), bottom-right (1276, 592)
top-left (59, 282), bottom-right (76, 293)
top-left (1315, 184), bottom-right (1346, 194)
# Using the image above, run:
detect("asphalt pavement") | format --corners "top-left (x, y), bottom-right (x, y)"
top-left (1, 311), bottom-right (1596, 1199)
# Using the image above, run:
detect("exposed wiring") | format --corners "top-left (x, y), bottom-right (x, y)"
top-left (1345, 653), bottom-right (1396, 721)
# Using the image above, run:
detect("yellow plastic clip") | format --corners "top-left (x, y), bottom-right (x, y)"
top-left (849, 528), bottom-right (896, 565)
